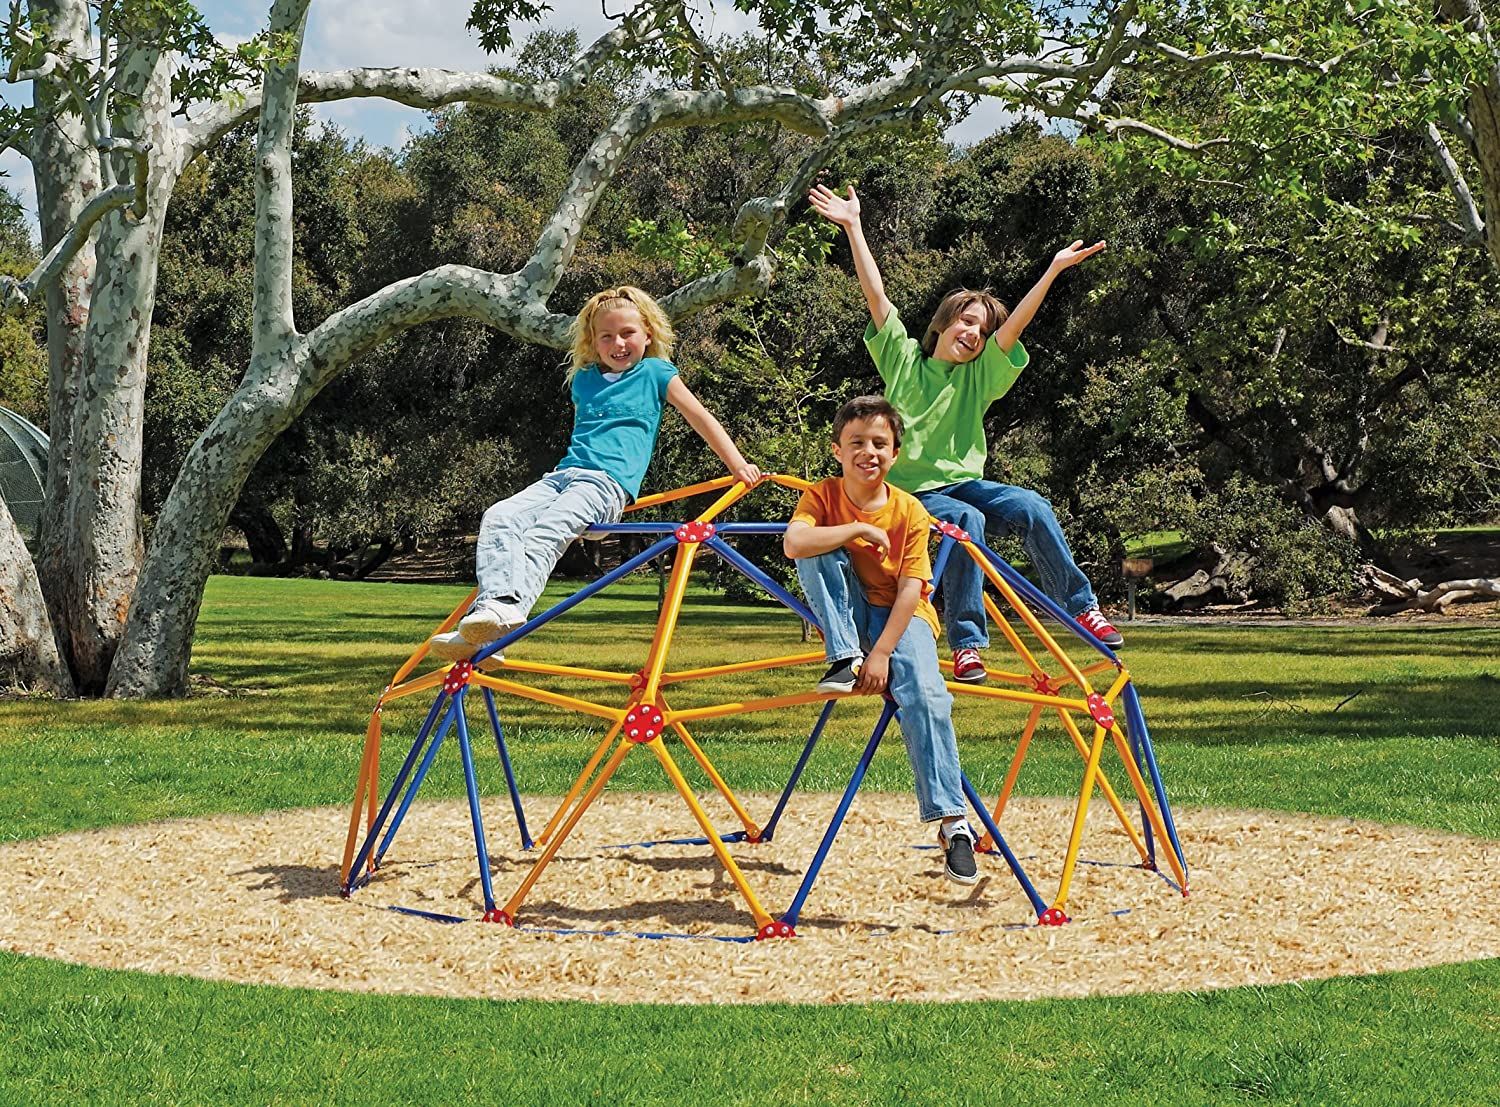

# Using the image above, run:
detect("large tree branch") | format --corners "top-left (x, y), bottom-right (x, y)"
top-left (1424, 120), bottom-right (1486, 242)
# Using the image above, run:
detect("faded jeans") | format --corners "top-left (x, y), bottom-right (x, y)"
top-left (917, 480), bottom-right (1097, 650)
top-left (474, 467), bottom-right (627, 617)
top-left (795, 549), bottom-right (965, 823)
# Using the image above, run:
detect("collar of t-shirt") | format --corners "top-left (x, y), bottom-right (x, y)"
top-left (601, 370), bottom-right (625, 383)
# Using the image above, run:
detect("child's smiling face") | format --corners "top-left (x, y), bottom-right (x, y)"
top-left (833, 414), bottom-right (899, 490)
top-left (933, 303), bottom-right (992, 364)
top-left (593, 305), bottom-right (651, 372)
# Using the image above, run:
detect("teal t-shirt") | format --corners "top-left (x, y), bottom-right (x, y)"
top-left (555, 356), bottom-right (679, 500)
top-left (864, 309), bottom-right (1029, 493)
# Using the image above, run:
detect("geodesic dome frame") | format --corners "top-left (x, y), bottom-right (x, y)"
top-left (0, 405), bottom-right (47, 542)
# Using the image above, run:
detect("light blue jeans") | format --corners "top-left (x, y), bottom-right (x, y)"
top-left (917, 480), bottom-right (1097, 650)
top-left (795, 550), bottom-right (965, 823)
top-left (475, 467), bottom-right (627, 616)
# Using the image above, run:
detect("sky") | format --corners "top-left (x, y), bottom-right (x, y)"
top-left (2, 0), bottom-right (1012, 236)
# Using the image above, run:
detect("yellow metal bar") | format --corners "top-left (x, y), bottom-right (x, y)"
top-left (694, 479), bottom-right (755, 524)
top-left (944, 682), bottom-right (1090, 713)
top-left (645, 737), bottom-right (773, 929)
top-left (486, 658), bottom-right (636, 685)
top-left (665, 712), bottom-right (761, 839)
top-left (981, 590), bottom-right (1050, 679)
top-left (535, 715), bottom-right (628, 847)
top-left (1054, 708), bottom-right (1150, 864)
top-left (661, 651), bottom-right (825, 684)
top-left (975, 553), bottom-right (1091, 691)
top-left (982, 705), bottom-right (1042, 845)
top-left (1081, 660), bottom-right (1118, 678)
top-left (1052, 722), bottom-right (1110, 913)
top-left (937, 659), bottom-right (1037, 686)
top-left (340, 709), bottom-right (383, 884)
top-left (501, 736), bottom-right (634, 919)
top-left (469, 673), bottom-right (625, 723)
top-left (767, 473), bottom-right (815, 493)
top-left (627, 475), bottom-right (736, 513)
top-left (1105, 722), bottom-right (1189, 890)
top-left (669, 688), bottom-right (847, 724)
top-left (381, 668), bottom-right (448, 703)
top-left (639, 542), bottom-right (700, 701)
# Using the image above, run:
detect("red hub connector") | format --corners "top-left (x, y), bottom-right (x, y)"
top-left (674, 521), bottom-right (716, 544)
top-left (624, 702), bottom-right (665, 743)
top-left (756, 919), bottom-right (797, 940)
top-left (933, 519), bottom-right (971, 543)
top-left (482, 908), bottom-right (514, 925)
top-left (442, 658), bottom-right (474, 694)
top-left (1086, 693), bottom-right (1116, 729)
top-left (1037, 907), bottom-right (1070, 927)
top-left (1030, 672), bottom-right (1059, 697)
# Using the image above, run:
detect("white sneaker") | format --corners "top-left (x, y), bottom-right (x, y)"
top-left (428, 630), bottom-right (475, 661)
top-left (459, 598), bottom-right (527, 645)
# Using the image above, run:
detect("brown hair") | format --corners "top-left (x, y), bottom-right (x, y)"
top-left (832, 395), bottom-right (904, 448)
top-left (921, 288), bottom-right (1009, 357)
top-left (567, 285), bottom-right (676, 381)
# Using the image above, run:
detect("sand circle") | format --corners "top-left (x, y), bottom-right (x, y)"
top-left (2, 793), bottom-right (1497, 1004)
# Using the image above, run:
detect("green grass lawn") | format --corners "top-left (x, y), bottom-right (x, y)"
top-left (2, 574), bottom-right (1498, 1104)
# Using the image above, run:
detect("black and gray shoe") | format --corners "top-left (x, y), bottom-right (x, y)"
top-left (939, 822), bottom-right (979, 885)
top-left (815, 655), bottom-right (862, 694)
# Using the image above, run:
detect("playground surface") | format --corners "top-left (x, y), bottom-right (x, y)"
top-left (3, 792), bottom-right (1496, 1004)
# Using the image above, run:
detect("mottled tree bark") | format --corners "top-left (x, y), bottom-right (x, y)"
top-left (0, 499), bottom-right (75, 696)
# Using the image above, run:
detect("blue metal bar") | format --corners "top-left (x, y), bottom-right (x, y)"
top-left (483, 688), bottom-right (532, 849)
top-left (960, 774), bottom-right (1048, 918)
top-left (472, 535), bottom-right (678, 663)
top-left (1121, 682), bottom-right (1188, 881)
top-left (703, 536), bottom-right (822, 628)
top-left (781, 700), bottom-right (898, 929)
top-left (374, 696), bottom-right (460, 868)
top-left (759, 699), bottom-right (838, 842)
top-left (929, 533), bottom-right (957, 598)
top-left (1123, 691), bottom-right (1156, 868)
top-left (345, 691), bottom-right (449, 889)
top-left (975, 542), bottom-right (1117, 661)
top-left (584, 522), bottom-right (790, 536)
top-left (454, 691), bottom-right (498, 913)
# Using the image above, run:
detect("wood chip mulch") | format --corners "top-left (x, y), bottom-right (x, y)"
top-left (2, 793), bottom-right (1497, 1004)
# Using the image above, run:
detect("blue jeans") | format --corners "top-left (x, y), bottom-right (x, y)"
top-left (917, 480), bottom-right (1097, 650)
top-left (795, 550), bottom-right (966, 823)
top-left (475, 468), bottom-right (627, 616)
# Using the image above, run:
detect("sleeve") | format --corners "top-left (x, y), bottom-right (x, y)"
top-left (789, 484), bottom-right (827, 530)
top-left (976, 336), bottom-right (1030, 402)
top-left (896, 498), bottom-right (935, 587)
top-left (863, 309), bottom-right (923, 389)
top-left (653, 357), bottom-right (681, 401)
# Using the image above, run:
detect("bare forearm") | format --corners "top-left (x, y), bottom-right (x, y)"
top-left (994, 265), bottom-right (1060, 353)
top-left (844, 218), bottom-right (893, 328)
top-left (784, 523), bottom-right (867, 559)
top-left (871, 578), bottom-right (922, 656)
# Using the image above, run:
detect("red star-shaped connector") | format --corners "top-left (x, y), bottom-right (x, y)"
top-left (673, 521), bottom-right (716, 544)
top-left (933, 520), bottom-right (971, 543)
top-left (1086, 693), bottom-right (1116, 729)
top-left (442, 659), bottom-right (474, 694)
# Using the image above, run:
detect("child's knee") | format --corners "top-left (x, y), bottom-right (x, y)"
top-left (1014, 490), bottom-right (1058, 528)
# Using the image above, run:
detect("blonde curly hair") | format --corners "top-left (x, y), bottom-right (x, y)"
top-left (567, 286), bottom-right (676, 381)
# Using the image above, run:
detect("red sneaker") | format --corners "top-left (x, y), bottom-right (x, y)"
top-left (952, 647), bottom-right (988, 683)
top-left (1077, 607), bottom-right (1124, 648)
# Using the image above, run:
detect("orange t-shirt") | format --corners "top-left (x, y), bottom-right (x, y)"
top-left (790, 477), bottom-right (941, 640)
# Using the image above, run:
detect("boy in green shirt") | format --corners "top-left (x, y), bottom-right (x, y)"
top-left (810, 183), bottom-right (1120, 682)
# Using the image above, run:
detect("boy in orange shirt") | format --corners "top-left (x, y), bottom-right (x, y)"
top-left (784, 395), bottom-right (977, 883)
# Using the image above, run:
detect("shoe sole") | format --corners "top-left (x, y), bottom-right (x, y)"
top-left (815, 680), bottom-right (857, 694)
top-left (944, 866), bottom-right (979, 886)
top-left (459, 615), bottom-right (522, 645)
top-left (428, 638), bottom-right (475, 661)
top-left (953, 670), bottom-right (988, 684)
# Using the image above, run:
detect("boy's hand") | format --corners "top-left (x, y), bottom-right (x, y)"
top-left (854, 647), bottom-right (890, 695)
top-left (733, 463), bottom-right (763, 487)
top-left (808, 184), bottom-right (860, 229)
top-left (1050, 239), bottom-right (1106, 272)
top-left (852, 523), bottom-right (890, 555)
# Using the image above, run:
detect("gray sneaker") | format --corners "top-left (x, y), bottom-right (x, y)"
top-left (939, 821), bottom-right (979, 885)
top-left (459, 598), bottom-right (527, 645)
top-left (429, 630), bottom-right (475, 661)
top-left (815, 655), bottom-right (862, 694)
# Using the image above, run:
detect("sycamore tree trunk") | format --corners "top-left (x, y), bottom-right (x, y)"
top-left (0, 500), bottom-right (75, 695)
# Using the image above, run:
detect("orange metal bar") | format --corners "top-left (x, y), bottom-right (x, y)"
top-left (386, 588), bottom-right (477, 689)
top-left (944, 682), bottom-right (1090, 713)
top-left (1052, 720), bottom-right (1109, 912)
top-left (1104, 721), bottom-right (1188, 889)
top-left (469, 673), bottom-right (624, 723)
top-left (981, 590), bottom-right (1050, 680)
top-left (340, 709), bottom-right (383, 884)
top-left (626, 475), bottom-right (736, 513)
top-left (534, 714), bottom-right (629, 847)
top-left (669, 688), bottom-right (848, 724)
top-left (380, 668), bottom-right (449, 703)
top-left (484, 658), bottom-right (636, 685)
top-left (1054, 707), bottom-right (1150, 864)
top-left (767, 473), bottom-right (815, 494)
top-left (984, 705), bottom-right (1042, 836)
top-left (639, 542), bottom-right (700, 701)
top-left (662, 705), bottom-right (761, 839)
top-left (501, 735), bottom-right (634, 919)
top-left (974, 553), bottom-right (1091, 691)
top-left (644, 737), bottom-right (773, 929)
top-left (661, 651), bottom-right (825, 684)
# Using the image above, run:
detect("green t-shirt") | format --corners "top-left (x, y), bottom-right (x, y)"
top-left (864, 308), bottom-right (1029, 493)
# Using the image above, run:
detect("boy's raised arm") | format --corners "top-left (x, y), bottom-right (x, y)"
top-left (993, 239), bottom-right (1107, 354)
top-left (808, 184), bottom-right (894, 329)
